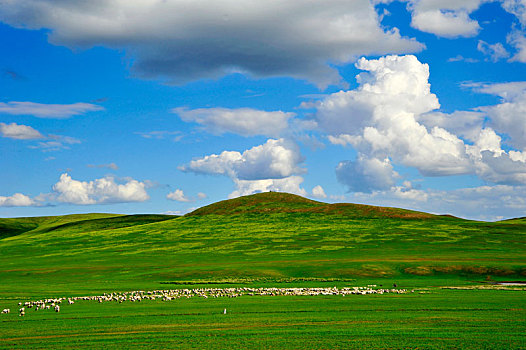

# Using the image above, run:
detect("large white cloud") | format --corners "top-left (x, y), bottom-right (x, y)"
top-left (315, 55), bottom-right (526, 188)
top-left (318, 55), bottom-right (472, 178)
top-left (52, 173), bottom-right (149, 205)
top-left (0, 102), bottom-right (103, 119)
top-left (173, 107), bottom-right (293, 137)
top-left (0, 193), bottom-right (36, 207)
top-left (0, 122), bottom-right (43, 140)
top-left (0, 0), bottom-right (422, 88)
top-left (181, 138), bottom-right (306, 197)
top-left (180, 138), bottom-right (304, 181)
top-left (405, 0), bottom-right (483, 38)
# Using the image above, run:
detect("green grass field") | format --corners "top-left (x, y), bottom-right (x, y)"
top-left (0, 192), bottom-right (524, 348)
top-left (1, 289), bottom-right (524, 349)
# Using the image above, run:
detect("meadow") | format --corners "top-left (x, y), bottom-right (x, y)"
top-left (0, 192), bottom-right (524, 348)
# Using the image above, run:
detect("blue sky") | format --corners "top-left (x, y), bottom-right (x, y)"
top-left (1, 0), bottom-right (526, 220)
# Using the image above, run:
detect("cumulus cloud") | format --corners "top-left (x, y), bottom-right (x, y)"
top-left (180, 138), bottom-right (304, 181)
top-left (311, 185), bottom-right (327, 199)
top-left (230, 176), bottom-right (307, 198)
top-left (473, 150), bottom-right (526, 184)
top-left (0, 122), bottom-right (43, 140)
top-left (471, 81), bottom-right (526, 150)
top-left (181, 138), bottom-right (306, 197)
top-left (173, 107), bottom-right (293, 137)
top-left (417, 110), bottom-right (485, 142)
top-left (166, 189), bottom-right (191, 202)
top-left (336, 156), bottom-right (399, 193)
top-left (52, 173), bottom-right (149, 205)
top-left (0, 193), bottom-right (36, 207)
top-left (0, 0), bottom-right (422, 88)
top-left (406, 0), bottom-right (483, 38)
top-left (317, 55), bottom-right (472, 178)
top-left (391, 181), bottom-right (429, 202)
top-left (0, 101), bottom-right (103, 118)
top-left (316, 55), bottom-right (526, 188)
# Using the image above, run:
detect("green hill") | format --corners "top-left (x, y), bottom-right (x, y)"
top-left (0, 192), bottom-right (524, 296)
top-left (188, 192), bottom-right (435, 218)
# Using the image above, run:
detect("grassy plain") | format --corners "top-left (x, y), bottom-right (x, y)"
top-left (0, 192), bottom-right (524, 348)
top-left (1, 289), bottom-right (524, 349)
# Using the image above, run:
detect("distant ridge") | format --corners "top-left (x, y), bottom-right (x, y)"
top-left (186, 191), bottom-right (437, 219)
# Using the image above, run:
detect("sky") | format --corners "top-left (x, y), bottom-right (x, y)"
top-left (1, 0), bottom-right (526, 221)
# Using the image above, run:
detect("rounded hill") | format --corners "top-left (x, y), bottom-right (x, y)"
top-left (186, 191), bottom-right (437, 219)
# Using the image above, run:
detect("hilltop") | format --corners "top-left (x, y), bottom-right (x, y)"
top-left (187, 191), bottom-right (435, 219)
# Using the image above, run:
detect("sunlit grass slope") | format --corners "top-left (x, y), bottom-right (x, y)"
top-left (0, 192), bottom-right (524, 296)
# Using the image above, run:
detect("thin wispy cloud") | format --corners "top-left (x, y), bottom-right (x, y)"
top-left (0, 101), bottom-right (103, 119)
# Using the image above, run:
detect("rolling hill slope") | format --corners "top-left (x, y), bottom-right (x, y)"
top-left (0, 192), bottom-right (524, 296)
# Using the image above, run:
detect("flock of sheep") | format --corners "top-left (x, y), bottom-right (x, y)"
top-left (2, 285), bottom-right (411, 317)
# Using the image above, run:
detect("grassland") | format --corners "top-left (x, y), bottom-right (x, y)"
top-left (1, 289), bottom-right (524, 349)
top-left (0, 192), bottom-right (524, 348)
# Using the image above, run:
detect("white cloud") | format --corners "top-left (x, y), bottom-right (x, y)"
top-left (316, 55), bottom-right (472, 177)
top-left (0, 0), bottom-right (423, 88)
top-left (475, 151), bottom-right (526, 184)
top-left (417, 111), bottom-right (485, 142)
top-left (29, 135), bottom-right (81, 152)
top-left (173, 107), bottom-right (293, 137)
top-left (52, 173), bottom-right (149, 205)
top-left (180, 138), bottom-right (304, 181)
top-left (181, 138), bottom-right (307, 197)
top-left (501, 1), bottom-right (526, 62)
top-left (0, 101), bottom-right (103, 118)
top-left (166, 189), bottom-right (191, 202)
top-left (472, 81), bottom-right (526, 150)
top-left (311, 185), bottom-right (327, 199)
top-left (447, 55), bottom-right (479, 63)
top-left (316, 55), bottom-right (526, 188)
top-left (336, 156), bottom-right (399, 193)
top-left (0, 193), bottom-right (36, 207)
top-left (0, 122), bottom-right (81, 151)
top-left (477, 40), bottom-right (510, 62)
top-left (0, 122), bottom-right (43, 140)
top-left (230, 176), bottom-right (307, 198)
top-left (391, 182), bottom-right (429, 202)
top-left (502, 0), bottom-right (526, 27)
top-left (406, 0), bottom-right (483, 38)
top-left (136, 130), bottom-right (182, 141)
